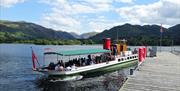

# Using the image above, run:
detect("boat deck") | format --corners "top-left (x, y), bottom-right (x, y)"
top-left (38, 54), bottom-right (138, 76)
top-left (120, 52), bottom-right (180, 91)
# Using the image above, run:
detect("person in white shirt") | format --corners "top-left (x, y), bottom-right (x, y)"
top-left (71, 64), bottom-right (76, 71)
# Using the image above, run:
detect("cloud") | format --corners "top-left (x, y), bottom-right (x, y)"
top-left (40, 0), bottom-right (180, 34)
top-left (42, 0), bottom-right (113, 14)
top-left (0, 0), bottom-right (25, 8)
top-left (88, 16), bottom-right (124, 32)
top-left (41, 11), bottom-right (81, 33)
top-left (115, 0), bottom-right (134, 4)
top-left (116, 0), bottom-right (180, 26)
top-left (89, 21), bottom-right (119, 32)
top-left (40, 0), bottom-right (115, 33)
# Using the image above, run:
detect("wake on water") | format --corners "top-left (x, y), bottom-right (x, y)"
top-left (49, 75), bottom-right (83, 82)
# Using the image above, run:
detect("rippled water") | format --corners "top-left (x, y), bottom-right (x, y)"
top-left (36, 70), bottom-right (130, 91)
top-left (0, 44), bottom-right (179, 91)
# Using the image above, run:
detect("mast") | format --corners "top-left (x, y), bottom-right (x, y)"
top-left (116, 30), bottom-right (119, 41)
top-left (160, 24), bottom-right (163, 52)
top-left (160, 31), bottom-right (162, 52)
top-left (171, 40), bottom-right (174, 52)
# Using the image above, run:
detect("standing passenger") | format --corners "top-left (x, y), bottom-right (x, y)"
top-left (60, 60), bottom-right (65, 67)
top-left (113, 46), bottom-right (117, 57)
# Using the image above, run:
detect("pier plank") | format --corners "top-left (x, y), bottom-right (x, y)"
top-left (120, 52), bottom-right (180, 91)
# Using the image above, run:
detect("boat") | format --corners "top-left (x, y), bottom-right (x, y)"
top-left (31, 38), bottom-right (146, 80)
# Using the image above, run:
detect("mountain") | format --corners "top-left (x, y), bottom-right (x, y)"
top-left (80, 32), bottom-right (98, 39)
top-left (0, 20), bottom-right (75, 40)
top-left (70, 32), bottom-right (98, 39)
top-left (1, 20), bottom-right (179, 45)
top-left (69, 32), bottom-right (81, 39)
top-left (90, 23), bottom-right (180, 45)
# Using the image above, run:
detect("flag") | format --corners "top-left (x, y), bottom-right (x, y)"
top-left (160, 24), bottom-right (163, 33)
top-left (31, 47), bottom-right (39, 70)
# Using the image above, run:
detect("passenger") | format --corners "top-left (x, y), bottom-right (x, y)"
top-left (84, 58), bottom-right (88, 65)
top-left (101, 54), bottom-right (105, 62)
top-left (71, 64), bottom-right (76, 71)
top-left (60, 60), bottom-right (65, 67)
top-left (82, 61), bottom-right (86, 66)
top-left (77, 58), bottom-right (80, 66)
top-left (57, 60), bottom-right (61, 66)
top-left (113, 46), bottom-right (117, 57)
top-left (65, 62), bottom-right (69, 68)
top-left (69, 60), bottom-right (73, 66)
top-left (96, 56), bottom-right (101, 63)
top-left (104, 54), bottom-right (109, 64)
top-left (133, 48), bottom-right (138, 54)
top-left (59, 66), bottom-right (64, 71)
top-left (80, 58), bottom-right (84, 66)
top-left (66, 66), bottom-right (71, 71)
top-left (80, 58), bottom-right (85, 66)
top-left (55, 64), bottom-right (61, 71)
top-left (74, 58), bottom-right (78, 66)
top-left (48, 62), bottom-right (56, 70)
top-left (100, 55), bottom-right (103, 63)
top-left (87, 55), bottom-right (92, 65)
top-left (90, 60), bottom-right (94, 65)
top-left (91, 55), bottom-right (96, 64)
top-left (88, 55), bottom-right (92, 61)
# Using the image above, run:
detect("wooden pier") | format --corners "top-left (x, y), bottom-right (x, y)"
top-left (120, 52), bottom-right (180, 91)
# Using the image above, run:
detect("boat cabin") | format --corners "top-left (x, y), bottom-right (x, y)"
top-left (43, 49), bottom-right (112, 71)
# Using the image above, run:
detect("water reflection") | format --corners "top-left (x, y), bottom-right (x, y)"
top-left (35, 66), bottom-right (135, 91)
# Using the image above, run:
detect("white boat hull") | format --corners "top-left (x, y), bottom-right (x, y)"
top-left (37, 54), bottom-right (138, 76)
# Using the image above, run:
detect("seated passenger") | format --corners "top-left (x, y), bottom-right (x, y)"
top-left (57, 60), bottom-right (61, 65)
top-left (133, 48), bottom-right (138, 54)
top-left (82, 62), bottom-right (86, 66)
top-left (55, 64), bottom-right (61, 71)
top-left (48, 62), bottom-right (56, 70)
top-left (71, 64), bottom-right (76, 71)
top-left (90, 60), bottom-right (94, 65)
top-left (69, 60), bottom-right (73, 66)
top-left (66, 66), bottom-right (71, 71)
top-left (65, 62), bottom-right (69, 68)
top-left (60, 60), bottom-right (65, 67)
top-left (59, 66), bottom-right (64, 71)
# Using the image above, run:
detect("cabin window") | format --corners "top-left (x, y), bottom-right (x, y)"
top-left (118, 59), bottom-right (121, 62)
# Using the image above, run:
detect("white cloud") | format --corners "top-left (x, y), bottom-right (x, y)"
top-left (40, 12), bottom-right (81, 33)
top-left (42, 0), bottom-right (113, 14)
top-left (39, 0), bottom-right (180, 34)
top-left (115, 0), bottom-right (134, 4)
top-left (88, 17), bottom-right (124, 32)
top-left (89, 21), bottom-right (116, 32)
top-left (40, 0), bottom-right (115, 33)
top-left (0, 0), bottom-right (25, 8)
top-left (116, 0), bottom-right (180, 26)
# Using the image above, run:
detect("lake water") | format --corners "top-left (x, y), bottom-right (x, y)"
top-left (0, 44), bottom-right (179, 91)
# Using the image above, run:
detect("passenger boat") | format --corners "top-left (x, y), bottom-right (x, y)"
top-left (31, 38), bottom-right (146, 80)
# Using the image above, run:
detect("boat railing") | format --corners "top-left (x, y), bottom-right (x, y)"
top-left (40, 53), bottom-right (138, 72)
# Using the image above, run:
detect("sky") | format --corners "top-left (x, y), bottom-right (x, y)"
top-left (0, 0), bottom-right (180, 34)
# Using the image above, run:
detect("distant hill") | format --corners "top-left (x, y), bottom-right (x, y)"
top-left (1, 20), bottom-right (179, 45)
top-left (80, 32), bottom-right (98, 39)
top-left (0, 20), bottom-right (75, 41)
top-left (69, 32), bottom-right (81, 39)
top-left (70, 32), bottom-right (98, 39)
top-left (90, 23), bottom-right (180, 45)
